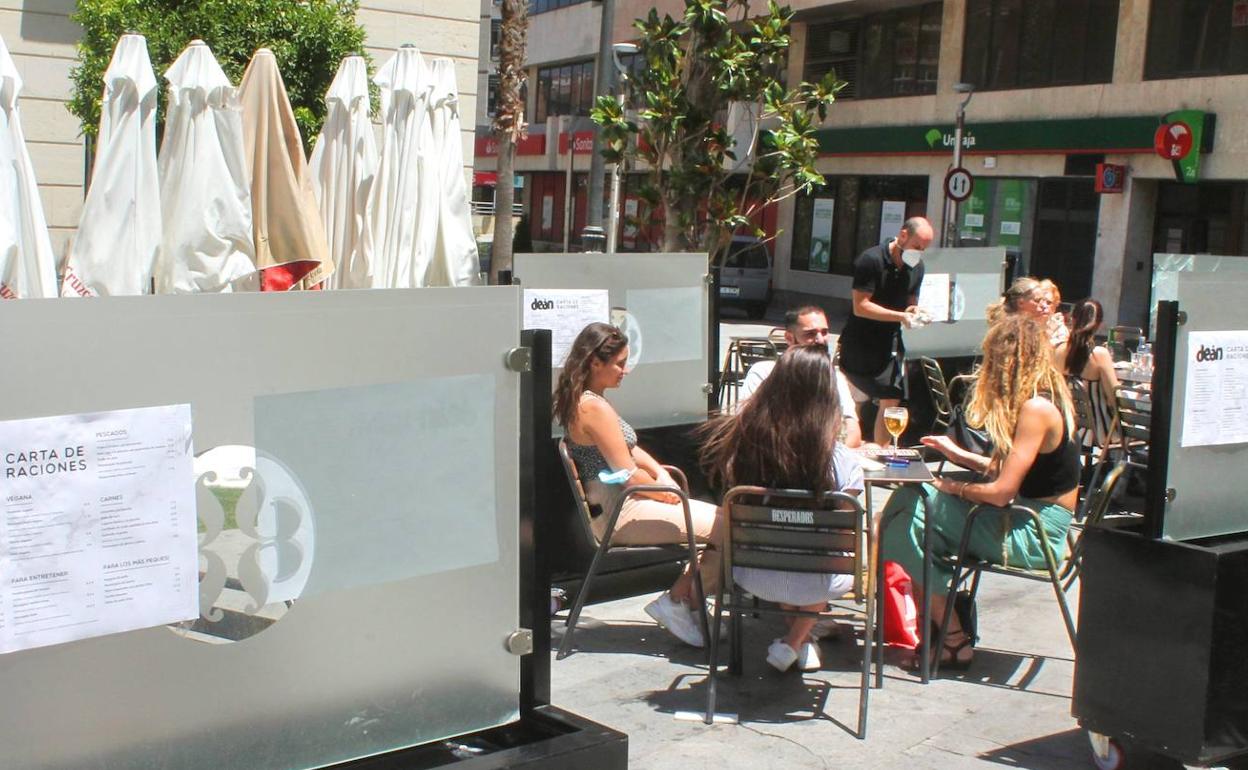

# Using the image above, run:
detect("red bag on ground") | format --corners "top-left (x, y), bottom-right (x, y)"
top-left (882, 560), bottom-right (920, 649)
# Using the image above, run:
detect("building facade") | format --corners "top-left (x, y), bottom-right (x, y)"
top-left (4, 0), bottom-right (478, 274)
top-left (476, 0), bottom-right (1248, 327)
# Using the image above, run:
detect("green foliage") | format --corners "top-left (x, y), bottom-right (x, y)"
top-left (591, 0), bottom-right (844, 256)
top-left (69, 0), bottom-right (371, 151)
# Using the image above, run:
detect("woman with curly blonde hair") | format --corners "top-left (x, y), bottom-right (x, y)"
top-left (880, 314), bottom-right (1080, 670)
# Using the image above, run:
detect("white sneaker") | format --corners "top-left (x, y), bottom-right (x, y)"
top-left (797, 641), bottom-right (822, 672)
top-left (645, 593), bottom-right (706, 648)
top-left (766, 639), bottom-right (798, 672)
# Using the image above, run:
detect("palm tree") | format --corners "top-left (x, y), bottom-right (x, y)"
top-left (490, 0), bottom-right (528, 283)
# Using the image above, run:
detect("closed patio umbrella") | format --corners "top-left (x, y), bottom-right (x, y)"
top-left (309, 55), bottom-right (377, 290)
top-left (154, 39), bottom-right (257, 294)
top-left (0, 35), bottom-right (56, 299)
top-left (366, 45), bottom-right (437, 289)
top-left (239, 48), bottom-right (333, 291)
top-left (61, 34), bottom-right (160, 297)
top-left (425, 57), bottom-right (480, 287)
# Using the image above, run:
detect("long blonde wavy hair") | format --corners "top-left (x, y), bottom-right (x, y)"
top-left (966, 314), bottom-right (1074, 468)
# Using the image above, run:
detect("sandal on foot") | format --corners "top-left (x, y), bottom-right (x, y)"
top-left (937, 630), bottom-right (974, 671)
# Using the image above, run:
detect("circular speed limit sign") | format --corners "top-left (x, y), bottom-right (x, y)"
top-left (944, 167), bottom-right (974, 202)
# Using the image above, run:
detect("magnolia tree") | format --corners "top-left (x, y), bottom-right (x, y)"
top-left (592, 0), bottom-right (841, 259)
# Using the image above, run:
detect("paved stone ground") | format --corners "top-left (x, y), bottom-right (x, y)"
top-left (551, 570), bottom-right (1102, 770)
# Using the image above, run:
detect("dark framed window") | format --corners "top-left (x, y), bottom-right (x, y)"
top-left (489, 19), bottom-right (502, 61)
top-left (1145, 0), bottom-right (1248, 78)
top-left (962, 0), bottom-right (1118, 90)
top-left (487, 74), bottom-right (500, 118)
top-left (790, 176), bottom-right (929, 275)
top-left (533, 60), bottom-right (595, 123)
top-left (804, 3), bottom-right (942, 99)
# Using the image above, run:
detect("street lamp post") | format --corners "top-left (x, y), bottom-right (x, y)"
top-left (606, 42), bottom-right (637, 255)
top-left (943, 82), bottom-right (976, 248)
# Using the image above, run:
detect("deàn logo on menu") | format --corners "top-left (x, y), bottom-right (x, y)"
top-left (531, 298), bottom-right (555, 310)
top-left (1195, 344), bottom-right (1224, 363)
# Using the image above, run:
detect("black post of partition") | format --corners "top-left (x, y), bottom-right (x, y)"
top-left (708, 263), bottom-right (722, 412)
top-left (1143, 300), bottom-right (1180, 540)
top-left (519, 328), bottom-right (553, 710)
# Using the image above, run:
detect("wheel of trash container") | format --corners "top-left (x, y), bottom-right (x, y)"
top-left (1088, 731), bottom-right (1125, 770)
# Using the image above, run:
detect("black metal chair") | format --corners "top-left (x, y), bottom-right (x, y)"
top-left (705, 486), bottom-right (874, 738)
top-left (917, 357), bottom-right (978, 472)
top-left (1060, 462), bottom-right (1129, 590)
top-left (718, 337), bottom-right (778, 412)
top-left (932, 501), bottom-right (1078, 677)
top-left (555, 439), bottom-right (708, 660)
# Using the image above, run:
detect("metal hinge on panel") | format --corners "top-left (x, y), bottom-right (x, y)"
top-left (1177, 311), bottom-right (1188, 325)
top-left (703, 273), bottom-right (713, 286)
top-left (701, 382), bottom-right (714, 395)
top-left (505, 628), bottom-right (533, 655)
top-left (1165, 488), bottom-right (1177, 503)
top-left (505, 347), bottom-right (532, 372)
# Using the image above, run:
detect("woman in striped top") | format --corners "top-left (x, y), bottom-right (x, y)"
top-left (1056, 299), bottom-right (1118, 448)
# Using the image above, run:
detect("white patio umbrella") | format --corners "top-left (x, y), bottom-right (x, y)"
top-left (366, 45), bottom-right (437, 289)
top-left (0, 35), bottom-right (56, 299)
top-left (425, 57), bottom-right (480, 287)
top-left (61, 34), bottom-right (160, 297)
top-left (154, 39), bottom-right (257, 294)
top-left (239, 48), bottom-right (333, 291)
top-left (309, 55), bottom-right (377, 290)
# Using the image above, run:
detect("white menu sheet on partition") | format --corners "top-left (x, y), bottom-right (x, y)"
top-left (917, 272), bottom-right (951, 323)
top-left (523, 289), bottom-right (610, 368)
top-left (1181, 331), bottom-right (1248, 448)
top-left (0, 404), bottom-right (197, 654)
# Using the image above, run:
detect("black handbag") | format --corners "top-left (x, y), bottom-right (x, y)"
top-left (945, 403), bottom-right (995, 458)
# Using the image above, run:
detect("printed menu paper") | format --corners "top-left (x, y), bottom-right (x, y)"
top-left (917, 272), bottom-right (951, 323)
top-left (1180, 331), bottom-right (1248, 448)
top-left (523, 289), bottom-right (610, 368)
top-left (1, 404), bottom-right (197, 654)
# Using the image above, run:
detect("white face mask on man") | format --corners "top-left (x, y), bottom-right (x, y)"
top-left (901, 249), bottom-right (923, 267)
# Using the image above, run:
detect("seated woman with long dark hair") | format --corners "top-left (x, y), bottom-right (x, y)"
top-left (1056, 298), bottom-right (1119, 448)
top-left (699, 344), bottom-right (863, 672)
top-left (880, 315), bottom-right (1080, 670)
top-left (555, 322), bottom-right (721, 648)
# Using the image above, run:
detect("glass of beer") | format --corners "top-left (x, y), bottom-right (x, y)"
top-left (883, 406), bottom-right (909, 461)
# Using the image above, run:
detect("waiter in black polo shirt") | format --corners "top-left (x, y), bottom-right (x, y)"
top-left (838, 216), bottom-right (934, 444)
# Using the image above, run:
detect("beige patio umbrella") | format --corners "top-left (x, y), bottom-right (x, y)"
top-left (238, 48), bottom-right (332, 291)
top-left (0, 34), bottom-right (56, 299)
top-left (309, 55), bottom-right (376, 290)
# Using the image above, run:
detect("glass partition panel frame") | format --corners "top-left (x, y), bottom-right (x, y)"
top-left (1163, 274), bottom-right (1248, 542)
top-left (0, 288), bottom-right (524, 770)
top-left (1150, 253), bottom-right (1248, 336)
top-left (902, 246), bottom-right (1006, 358)
top-left (514, 252), bottom-right (710, 429)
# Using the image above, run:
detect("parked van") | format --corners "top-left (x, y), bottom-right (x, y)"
top-left (717, 236), bottom-right (772, 319)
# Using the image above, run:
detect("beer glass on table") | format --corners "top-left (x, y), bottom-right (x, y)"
top-left (883, 406), bottom-right (909, 463)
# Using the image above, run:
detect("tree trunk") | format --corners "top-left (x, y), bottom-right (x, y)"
top-left (490, 0), bottom-right (527, 283)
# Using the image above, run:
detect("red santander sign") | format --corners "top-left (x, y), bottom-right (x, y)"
top-left (474, 133), bottom-right (546, 158)
top-left (1154, 121), bottom-right (1194, 161)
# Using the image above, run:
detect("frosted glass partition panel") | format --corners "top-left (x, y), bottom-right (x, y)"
top-left (515, 252), bottom-right (709, 428)
top-left (902, 246), bottom-right (1006, 358)
top-left (1162, 274), bottom-right (1248, 541)
top-left (1151, 253), bottom-right (1248, 335)
top-left (0, 288), bottom-right (523, 770)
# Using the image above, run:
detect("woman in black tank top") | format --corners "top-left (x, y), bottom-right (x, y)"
top-left (880, 315), bottom-right (1080, 671)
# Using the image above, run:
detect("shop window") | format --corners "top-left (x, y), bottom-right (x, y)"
top-left (962, 0), bottom-right (1118, 90)
top-left (1145, 0), bottom-right (1248, 79)
top-left (533, 60), bottom-right (595, 123)
top-left (804, 3), bottom-right (942, 99)
top-left (953, 178), bottom-right (1038, 272)
top-left (790, 176), bottom-right (929, 275)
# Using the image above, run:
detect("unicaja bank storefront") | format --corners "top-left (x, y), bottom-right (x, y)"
top-left (770, 108), bottom-right (1245, 328)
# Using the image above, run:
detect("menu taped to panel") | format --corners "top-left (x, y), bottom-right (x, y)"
top-left (523, 289), bottom-right (610, 368)
top-left (1180, 331), bottom-right (1248, 448)
top-left (0, 404), bottom-right (197, 654)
